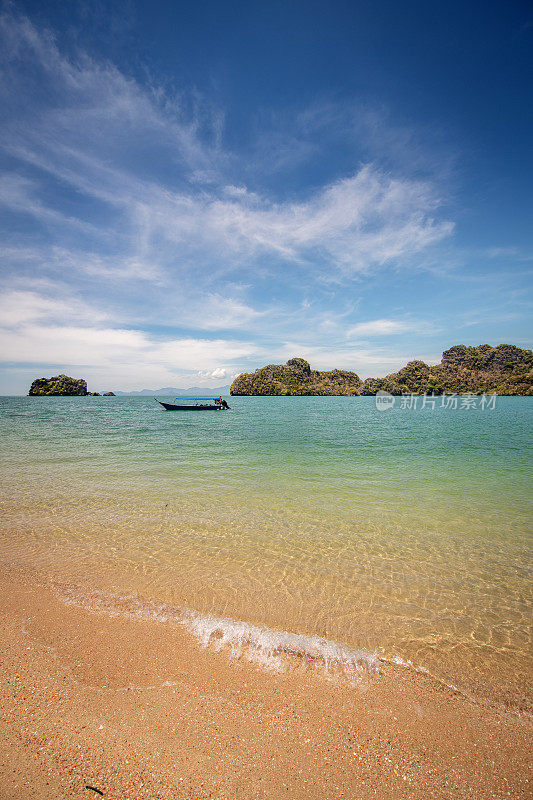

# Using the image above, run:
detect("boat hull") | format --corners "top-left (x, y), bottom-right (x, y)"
top-left (157, 401), bottom-right (227, 411)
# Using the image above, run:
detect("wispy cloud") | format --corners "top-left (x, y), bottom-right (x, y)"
top-left (346, 318), bottom-right (436, 338)
top-left (0, 11), bottom-right (462, 390)
top-left (0, 321), bottom-right (257, 385)
top-left (0, 288), bottom-right (109, 327)
top-left (0, 11), bottom-right (452, 281)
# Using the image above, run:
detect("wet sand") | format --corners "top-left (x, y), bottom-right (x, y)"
top-left (0, 564), bottom-right (531, 800)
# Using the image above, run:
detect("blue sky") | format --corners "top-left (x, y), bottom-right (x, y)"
top-left (0, 0), bottom-right (531, 392)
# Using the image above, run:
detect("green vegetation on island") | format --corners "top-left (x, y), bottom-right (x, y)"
top-left (230, 357), bottom-right (363, 396)
top-left (28, 376), bottom-right (116, 396)
top-left (230, 345), bottom-right (533, 396)
top-left (29, 374), bottom-right (88, 396)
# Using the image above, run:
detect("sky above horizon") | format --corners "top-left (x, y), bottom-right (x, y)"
top-left (0, 0), bottom-right (531, 393)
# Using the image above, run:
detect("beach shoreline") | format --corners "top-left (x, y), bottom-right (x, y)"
top-left (1, 563), bottom-right (531, 800)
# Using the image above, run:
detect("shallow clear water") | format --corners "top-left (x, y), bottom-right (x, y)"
top-left (1, 395), bottom-right (531, 707)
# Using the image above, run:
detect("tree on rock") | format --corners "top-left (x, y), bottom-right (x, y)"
top-left (28, 375), bottom-right (88, 396)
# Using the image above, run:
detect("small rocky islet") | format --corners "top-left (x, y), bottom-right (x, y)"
top-left (28, 375), bottom-right (115, 396)
top-left (229, 345), bottom-right (533, 396)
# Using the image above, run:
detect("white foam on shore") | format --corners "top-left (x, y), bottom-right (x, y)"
top-left (57, 586), bottom-right (378, 682)
top-left (182, 608), bottom-right (377, 679)
top-left (53, 584), bottom-right (532, 718)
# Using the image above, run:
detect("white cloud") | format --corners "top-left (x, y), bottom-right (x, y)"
top-left (0, 284), bottom-right (258, 387)
top-left (0, 289), bottom-right (109, 326)
top-left (175, 294), bottom-right (264, 331)
top-left (346, 319), bottom-right (411, 337)
top-left (224, 185), bottom-right (248, 197)
top-left (0, 324), bottom-right (255, 370)
top-left (0, 12), bottom-right (453, 287)
top-left (193, 166), bottom-right (452, 273)
top-left (0, 12), bottom-right (459, 391)
top-left (198, 367), bottom-right (228, 379)
top-left (346, 318), bottom-right (439, 338)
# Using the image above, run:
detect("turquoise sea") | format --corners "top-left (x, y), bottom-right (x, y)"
top-left (1, 395), bottom-right (531, 709)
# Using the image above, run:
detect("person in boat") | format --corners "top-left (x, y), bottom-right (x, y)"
top-left (213, 396), bottom-right (229, 410)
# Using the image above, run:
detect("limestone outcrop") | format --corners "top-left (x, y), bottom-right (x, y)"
top-left (230, 345), bottom-right (533, 396)
top-left (28, 375), bottom-right (88, 396)
top-left (359, 344), bottom-right (533, 396)
top-left (230, 359), bottom-right (362, 395)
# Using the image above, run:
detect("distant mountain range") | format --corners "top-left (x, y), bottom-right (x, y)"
top-left (114, 385), bottom-right (231, 396)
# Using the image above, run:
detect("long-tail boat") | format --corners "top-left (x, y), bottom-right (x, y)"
top-left (156, 397), bottom-right (230, 411)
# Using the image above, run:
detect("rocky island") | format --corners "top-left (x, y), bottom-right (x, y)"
top-left (230, 345), bottom-right (533, 396)
top-left (230, 357), bottom-right (363, 396)
top-left (28, 375), bottom-right (115, 396)
top-left (29, 374), bottom-right (89, 396)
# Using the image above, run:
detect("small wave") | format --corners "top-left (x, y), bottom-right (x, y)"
top-left (44, 583), bottom-right (533, 716)
top-left (57, 586), bottom-right (377, 682)
top-left (183, 608), bottom-right (377, 679)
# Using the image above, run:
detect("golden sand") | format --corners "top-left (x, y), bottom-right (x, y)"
top-left (0, 564), bottom-right (531, 800)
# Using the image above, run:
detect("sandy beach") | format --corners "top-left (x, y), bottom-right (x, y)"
top-left (0, 563), bottom-right (531, 800)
